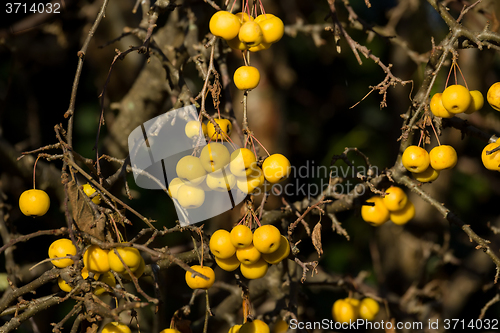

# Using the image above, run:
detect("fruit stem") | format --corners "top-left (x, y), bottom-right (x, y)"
top-left (445, 60), bottom-right (455, 88)
top-left (417, 130), bottom-right (424, 148)
top-left (250, 134), bottom-right (271, 157)
top-left (258, 0), bottom-right (266, 16)
top-left (33, 155), bottom-right (41, 189)
top-left (428, 115), bottom-right (441, 146)
top-left (455, 63), bottom-right (468, 90)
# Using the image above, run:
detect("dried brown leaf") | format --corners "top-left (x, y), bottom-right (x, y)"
top-left (312, 222), bottom-right (323, 258)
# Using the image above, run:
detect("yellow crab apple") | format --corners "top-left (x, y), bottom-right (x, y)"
top-left (412, 166), bottom-right (440, 183)
top-left (238, 21), bottom-right (263, 47)
top-left (210, 229), bottom-right (237, 259)
top-left (236, 243), bottom-right (262, 265)
top-left (487, 82), bottom-right (500, 111)
top-left (239, 320), bottom-right (270, 333)
top-left (49, 238), bottom-right (77, 268)
top-left (102, 322), bottom-right (131, 333)
top-left (230, 225), bottom-right (253, 248)
top-left (430, 93), bottom-right (454, 118)
top-left (429, 145), bottom-right (457, 170)
top-left (215, 255), bottom-right (241, 271)
top-left (236, 166), bottom-right (265, 194)
top-left (262, 154), bottom-right (291, 184)
top-left (359, 298), bottom-right (380, 321)
top-left (465, 90), bottom-right (484, 114)
top-left (207, 118), bottom-right (232, 140)
top-left (230, 148), bottom-right (257, 177)
top-left (177, 184), bottom-right (205, 209)
top-left (234, 66), bottom-right (261, 91)
top-left (441, 84), bottom-right (471, 114)
top-left (382, 186), bottom-right (408, 211)
top-left (402, 145), bottom-right (430, 173)
top-left (209, 11), bottom-right (241, 40)
top-left (332, 298), bottom-right (359, 323)
top-left (185, 120), bottom-right (207, 138)
top-left (176, 156), bottom-right (206, 185)
top-left (168, 177), bottom-right (185, 199)
top-left (390, 200), bottom-right (415, 225)
top-left (200, 143), bottom-right (231, 174)
top-left (481, 142), bottom-right (500, 170)
top-left (262, 235), bottom-right (290, 264)
top-left (253, 225), bottom-right (281, 254)
top-left (361, 196), bottom-right (389, 226)
top-left (256, 15), bottom-right (284, 44)
top-left (19, 189), bottom-right (50, 217)
top-left (206, 172), bottom-right (236, 192)
top-left (240, 257), bottom-right (269, 279)
top-left (185, 265), bottom-right (215, 289)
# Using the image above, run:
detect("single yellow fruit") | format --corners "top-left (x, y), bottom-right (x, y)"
top-left (262, 235), bottom-right (290, 264)
top-left (262, 154), bottom-right (291, 184)
top-left (256, 16), bottom-right (284, 44)
top-left (176, 156), bottom-right (206, 185)
top-left (361, 196), bottom-right (389, 226)
top-left (481, 142), bottom-right (500, 170)
top-left (390, 200), bottom-right (415, 225)
top-left (83, 245), bottom-right (110, 274)
top-left (236, 243), bottom-right (262, 265)
top-left (234, 66), bottom-right (261, 90)
top-left (402, 145), bottom-right (430, 173)
top-left (19, 189), bottom-right (50, 217)
top-left (177, 184), bottom-right (205, 209)
top-left (160, 329), bottom-right (181, 333)
top-left (230, 148), bottom-right (257, 177)
top-left (210, 229), bottom-right (237, 259)
top-left (185, 120), bottom-right (207, 138)
top-left (240, 320), bottom-right (270, 333)
top-left (200, 142), bottom-right (231, 174)
top-left (230, 225), bottom-right (254, 248)
top-left (215, 255), bottom-right (241, 271)
top-left (238, 21), bottom-right (263, 47)
top-left (429, 145), bottom-right (457, 170)
top-left (102, 322), bottom-right (132, 333)
top-left (441, 84), bottom-right (471, 114)
top-left (382, 186), bottom-right (408, 211)
top-left (430, 93), bottom-right (454, 118)
top-left (271, 320), bottom-right (288, 333)
top-left (465, 90), bottom-right (484, 114)
top-left (359, 298), bottom-right (380, 321)
top-left (93, 271), bottom-right (116, 296)
top-left (412, 166), bottom-right (440, 183)
top-left (240, 257), bottom-right (269, 279)
top-left (209, 11), bottom-right (241, 40)
top-left (253, 225), bottom-right (281, 254)
top-left (108, 247), bottom-right (142, 274)
top-left (228, 324), bottom-right (242, 333)
top-left (207, 118), bottom-right (232, 140)
top-left (332, 298), bottom-right (359, 323)
top-left (48, 239), bottom-right (77, 268)
top-left (185, 265), bottom-right (215, 289)
top-left (487, 82), bottom-right (500, 111)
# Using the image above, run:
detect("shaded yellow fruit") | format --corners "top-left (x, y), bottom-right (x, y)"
top-left (382, 186), bottom-right (408, 211)
top-left (257, 16), bottom-right (284, 44)
top-left (441, 84), bottom-right (471, 114)
top-left (236, 166), bottom-right (265, 194)
top-left (168, 177), bottom-right (185, 199)
top-left (82, 183), bottom-right (101, 204)
top-left (209, 11), bottom-right (241, 40)
top-left (83, 245), bottom-right (110, 274)
top-left (121, 256), bottom-right (145, 280)
top-left (185, 265), bottom-right (215, 289)
top-left (271, 320), bottom-right (288, 333)
top-left (19, 189), bottom-right (50, 217)
top-left (465, 90), bottom-right (484, 114)
top-left (210, 229), bottom-right (237, 259)
top-left (94, 271), bottom-right (116, 296)
top-left (239, 320), bottom-right (270, 333)
top-left (332, 298), bottom-right (359, 323)
top-left (240, 257), bottom-right (269, 279)
top-left (176, 156), bottom-right (206, 185)
top-left (227, 36), bottom-right (248, 51)
top-left (262, 235), bottom-right (290, 264)
top-left (487, 82), bottom-right (500, 111)
top-left (236, 243), bottom-right (262, 264)
top-left (481, 142), bottom-right (500, 170)
top-left (402, 145), bottom-right (430, 173)
top-left (429, 145), bottom-right (457, 170)
top-left (359, 298), bottom-right (380, 321)
top-left (249, 42), bottom-right (272, 52)
top-left (253, 225), bottom-right (281, 254)
top-left (230, 148), bottom-right (257, 177)
top-left (390, 200), bottom-right (415, 225)
top-left (412, 166), bottom-right (440, 183)
top-left (215, 255), bottom-right (241, 271)
top-left (200, 143), bottom-right (231, 174)
top-left (102, 322), bottom-right (132, 333)
top-left (206, 173), bottom-right (236, 192)
top-left (108, 247), bottom-right (142, 274)
top-left (430, 93), bottom-right (454, 118)
top-left (228, 324), bottom-right (242, 333)
top-left (207, 118), bottom-right (232, 140)
top-left (238, 21), bottom-right (263, 47)
top-left (361, 196), bottom-right (389, 226)
top-left (49, 238), bottom-right (77, 268)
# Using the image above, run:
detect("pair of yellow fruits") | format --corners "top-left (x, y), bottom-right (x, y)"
top-left (332, 297), bottom-right (380, 323)
top-left (402, 144), bottom-right (457, 183)
top-left (361, 186), bottom-right (415, 226)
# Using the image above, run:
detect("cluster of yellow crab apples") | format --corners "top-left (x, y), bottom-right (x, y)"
top-left (48, 238), bottom-right (145, 294)
top-left (402, 144), bottom-right (457, 183)
top-left (172, 119), bottom-right (291, 209)
top-left (332, 297), bottom-right (380, 323)
top-left (209, 10), bottom-right (284, 91)
top-left (361, 186), bottom-right (415, 226)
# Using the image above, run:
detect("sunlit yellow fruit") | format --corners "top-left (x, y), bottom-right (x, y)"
top-left (185, 120), bottom-right (207, 138)
top-left (240, 320), bottom-right (270, 333)
top-left (207, 118), bottom-right (232, 140)
top-left (176, 156), bottom-right (206, 185)
top-left (227, 36), bottom-right (248, 51)
top-left (253, 225), bottom-right (281, 254)
top-left (206, 173), bottom-right (236, 192)
top-left (361, 196), bottom-right (389, 226)
top-left (236, 167), bottom-right (265, 194)
top-left (359, 298), bottom-right (380, 321)
top-left (236, 243), bottom-right (262, 264)
top-left (430, 93), bottom-right (454, 118)
top-left (58, 277), bottom-right (73, 292)
top-left (382, 186), bottom-right (408, 211)
top-left (262, 154), bottom-right (291, 184)
top-left (185, 265), bottom-right (215, 289)
top-left (412, 166), bottom-right (440, 183)
top-left (235, 12), bottom-right (253, 23)
top-left (230, 148), bottom-right (257, 177)
top-left (160, 329), bottom-right (181, 333)
top-left (228, 324), bottom-right (242, 333)
top-left (487, 82), bottom-right (500, 111)
top-left (83, 245), bottom-right (110, 273)
top-left (256, 16), bottom-right (284, 44)
top-left (481, 142), bottom-right (500, 170)
top-left (262, 235), bottom-right (290, 264)
top-left (234, 66), bottom-right (261, 91)
top-left (121, 256), bottom-right (145, 280)
top-left (200, 143), bottom-right (231, 174)
top-left (465, 90), bottom-right (484, 114)
top-left (429, 145), bottom-right (457, 170)
top-left (238, 21), bottom-right (263, 47)
top-left (108, 247), bottom-right (142, 274)
top-left (402, 145), bottom-right (430, 173)
top-left (82, 183), bottom-right (101, 204)
top-left (230, 225), bottom-right (253, 248)
top-left (102, 322), bottom-right (132, 333)
top-left (209, 11), bottom-right (241, 40)
top-left (177, 184), bottom-right (205, 209)
top-left (168, 177), bottom-right (185, 199)
top-left (19, 189), bottom-right (50, 217)
top-left (441, 84), bottom-right (471, 114)
top-left (215, 255), bottom-right (241, 271)
top-left (332, 298), bottom-right (359, 323)
top-left (93, 271), bottom-right (116, 296)
top-left (210, 229), bottom-right (237, 259)
top-left (240, 257), bottom-right (269, 279)
top-left (390, 200), bottom-right (415, 225)
top-left (255, 13), bottom-right (276, 23)
top-left (49, 239), bottom-right (77, 268)
top-left (271, 320), bottom-right (288, 333)
top-left (249, 42), bottom-right (272, 52)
